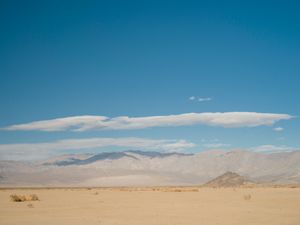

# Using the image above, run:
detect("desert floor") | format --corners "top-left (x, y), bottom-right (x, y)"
top-left (0, 187), bottom-right (300, 225)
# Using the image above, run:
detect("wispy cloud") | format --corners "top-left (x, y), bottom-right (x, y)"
top-left (198, 97), bottom-right (212, 102)
top-left (188, 96), bottom-right (212, 102)
top-left (273, 127), bottom-right (284, 132)
top-left (2, 112), bottom-right (293, 132)
top-left (250, 145), bottom-right (297, 153)
top-left (3, 116), bottom-right (107, 132)
top-left (0, 137), bottom-right (195, 161)
top-left (203, 143), bottom-right (230, 148)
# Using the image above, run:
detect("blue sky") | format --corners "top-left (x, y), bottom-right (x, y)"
top-left (0, 1), bottom-right (299, 160)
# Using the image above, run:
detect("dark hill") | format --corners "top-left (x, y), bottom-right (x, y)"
top-left (204, 171), bottom-right (252, 187)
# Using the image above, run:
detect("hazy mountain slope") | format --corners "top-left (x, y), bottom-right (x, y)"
top-left (1, 150), bottom-right (300, 186)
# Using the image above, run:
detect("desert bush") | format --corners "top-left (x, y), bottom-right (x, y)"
top-left (243, 194), bottom-right (252, 201)
top-left (27, 203), bottom-right (34, 208)
top-left (27, 194), bottom-right (39, 201)
top-left (187, 188), bottom-right (199, 192)
top-left (173, 189), bottom-right (182, 192)
top-left (10, 194), bottom-right (26, 202)
top-left (10, 194), bottom-right (39, 202)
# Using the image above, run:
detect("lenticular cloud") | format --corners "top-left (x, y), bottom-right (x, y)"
top-left (2, 112), bottom-right (293, 132)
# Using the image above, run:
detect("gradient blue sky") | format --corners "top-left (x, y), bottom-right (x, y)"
top-left (0, 1), bottom-right (299, 159)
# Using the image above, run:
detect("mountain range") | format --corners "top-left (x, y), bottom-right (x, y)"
top-left (1, 150), bottom-right (300, 187)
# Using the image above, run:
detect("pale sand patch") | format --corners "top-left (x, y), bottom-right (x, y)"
top-left (0, 187), bottom-right (300, 225)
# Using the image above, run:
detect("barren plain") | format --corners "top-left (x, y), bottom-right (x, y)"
top-left (1, 187), bottom-right (300, 225)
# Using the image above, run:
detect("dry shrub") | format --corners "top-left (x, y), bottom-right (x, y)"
top-left (10, 194), bottom-right (39, 202)
top-left (162, 188), bottom-right (199, 192)
top-left (243, 194), bottom-right (252, 201)
top-left (27, 203), bottom-right (34, 208)
top-left (187, 188), bottom-right (199, 192)
top-left (10, 194), bottom-right (26, 202)
top-left (28, 194), bottom-right (39, 201)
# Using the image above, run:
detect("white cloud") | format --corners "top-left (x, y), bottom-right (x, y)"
top-left (188, 96), bottom-right (212, 102)
top-left (0, 137), bottom-right (195, 161)
top-left (198, 97), bottom-right (212, 102)
top-left (250, 145), bottom-right (297, 153)
top-left (3, 115), bottom-right (107, 132)
top-left (273, 127), bottom-right (284, 132)
top-left (203, 143), bottom-right (230, 148)
top-left (2, 112), bottom-right (293, 132)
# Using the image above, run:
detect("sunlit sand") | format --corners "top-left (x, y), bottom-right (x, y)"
top-left (1, 187), bottom-right (300, 225)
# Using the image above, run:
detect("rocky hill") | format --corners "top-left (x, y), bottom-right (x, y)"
top-left (204, 171), bottom-right (252, 187)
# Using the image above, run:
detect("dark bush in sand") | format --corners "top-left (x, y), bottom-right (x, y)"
top-left (10, 194), bottom-right (39, 202)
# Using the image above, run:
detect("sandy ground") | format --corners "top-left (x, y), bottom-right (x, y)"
top-left (0, 187), bottom-right (300, 225)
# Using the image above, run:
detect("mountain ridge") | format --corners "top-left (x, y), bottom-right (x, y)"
top-left (1, 150), bottom-right (300, 186)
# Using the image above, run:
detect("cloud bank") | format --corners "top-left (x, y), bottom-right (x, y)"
top-left (250, 145), bottom-right (297, 153)
top-left (0, 137), bottom-right (195, 161)
top-left (2, 112), bottom-right (293, 132)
